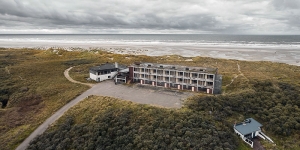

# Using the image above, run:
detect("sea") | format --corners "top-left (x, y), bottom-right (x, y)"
top-left (0, 34), bottom-right (300, 65)
top-left (0, 34), bottom-right (300, 48)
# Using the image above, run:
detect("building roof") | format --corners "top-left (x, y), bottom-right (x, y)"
top-left (130, 62), bottom-right (218, 74)
top-left (90, 63), bottom-right (127, 72)
top-left (234, 118), bottom-right (262, 135)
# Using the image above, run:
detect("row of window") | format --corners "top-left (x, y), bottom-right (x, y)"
top-left (134, 70), bottom-right (214, 79)
top-left (135, 79), bottom-right (213, 87)
top-left (134, 73), bottom-right (214, 80)
top-left (134, 74), bottom-right (213, 86)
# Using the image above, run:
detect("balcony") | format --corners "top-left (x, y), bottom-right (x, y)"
top-left (206, 78), bottom-right (214, 81)
top-left (183, 76), bottom-right (191, 79)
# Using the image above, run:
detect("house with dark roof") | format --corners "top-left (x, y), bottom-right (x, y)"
top-left (89, 62), bottom-right (127, 82)
top-left (234, 118), bottom-right (274, 148)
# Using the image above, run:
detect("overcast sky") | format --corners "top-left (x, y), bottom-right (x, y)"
top-left (0, 0), bottom-right (299, 34)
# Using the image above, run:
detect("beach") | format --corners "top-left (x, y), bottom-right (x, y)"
top-left (0, 34), bottom-right (299, 66)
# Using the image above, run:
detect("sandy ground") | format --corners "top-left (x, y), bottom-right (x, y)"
top-left (1, 41), bottom-right (300, 66)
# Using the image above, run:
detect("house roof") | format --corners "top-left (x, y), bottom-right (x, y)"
top-left (234, 118), bottom-right (262, 135)
top-left (90, 63), bottom-right (127, 72)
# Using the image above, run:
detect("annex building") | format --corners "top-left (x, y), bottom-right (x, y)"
top-left (89, 62), bottom-right (127, 82)
top-left (128, 62), bottom-right (222, 94)
top-left (234, 118), bottom-right (274, 148)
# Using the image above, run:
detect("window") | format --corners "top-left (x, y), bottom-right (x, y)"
top-left (207, 75), bottom-right (214, 80)
top-left (192, 73), bottom-right (198, 78)
top-left (157, 70), bottom-right (163, 74)
top-left (178, 72), bottom-right (183, 76)
top-left (185, 73), bottom-right (190, 77)
top-left (207, 82), bottom-right (213, 86)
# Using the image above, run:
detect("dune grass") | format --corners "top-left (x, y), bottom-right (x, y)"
top-left (0, 49), bottom-right (90, 149)
top-left (1, 48), bottom-right (300, 149)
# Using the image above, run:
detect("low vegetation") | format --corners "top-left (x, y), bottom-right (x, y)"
top-left (1, 48), bottom-right (300, 149)
top-left (28, 96), bottom-right (238, 150)
top-left (186, 80), bottom-right (300, 149)
top-left (0, 49), bottom-right (90, 149)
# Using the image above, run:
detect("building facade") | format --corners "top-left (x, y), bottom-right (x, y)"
top-left (129, 63), bottom-right (222, 94)
top-left (89, 62), bottom-right (127, 82)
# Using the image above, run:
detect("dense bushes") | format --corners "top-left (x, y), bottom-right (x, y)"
top-left (186, 80), bottom-right (300, 136)
top-left (28, 97), bottom-right (238, 150)
top-left (27, 80), bottom-right (300, 149)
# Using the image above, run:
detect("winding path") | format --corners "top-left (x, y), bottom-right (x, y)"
top-left (64, 67), bottom-right (95, 87)
top-left (224, 62), bottom-right (249, 91)
top-left (16, 67), bottom-right (190, 150)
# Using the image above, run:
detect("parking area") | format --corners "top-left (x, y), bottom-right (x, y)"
top-left (86, 81), bottom-right (194, 108)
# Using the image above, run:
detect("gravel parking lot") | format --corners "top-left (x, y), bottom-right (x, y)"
top-left (87, 81), bottom-right (193, 108)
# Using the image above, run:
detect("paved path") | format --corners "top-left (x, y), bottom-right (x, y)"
top-left (64, 67), bottom-right (95, 87)
top-left (16, 67), bottom-right (191, 150)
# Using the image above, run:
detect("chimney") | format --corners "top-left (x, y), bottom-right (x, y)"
top-left (115, 62), bottom-right (118, 68)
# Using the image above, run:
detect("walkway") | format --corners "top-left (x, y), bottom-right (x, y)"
top-left (16, 67), bottom-right (191, 150)
top-left (64, 67), bottom-right (95, 87)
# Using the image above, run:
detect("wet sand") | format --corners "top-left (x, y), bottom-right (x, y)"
top-left (1, 41), bottom-right (300, 66)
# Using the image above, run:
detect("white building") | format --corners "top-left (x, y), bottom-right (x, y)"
top-left (234, 118), bottom-right (274, 148)
top-left (89, 62), bottom-right (127, 82)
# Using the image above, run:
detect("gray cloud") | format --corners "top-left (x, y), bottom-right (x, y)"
top-left (0, 0), bottom-right (299, 34)
top-left (272, 0), bottom-right (300, 10)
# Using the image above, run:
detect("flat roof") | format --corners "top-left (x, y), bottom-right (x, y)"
top-left (90, 63), bottom-right (127, 72)
top-left (131, 62), bottom-right (217, 74)
top-left (234, 118), bottom-right (262, 135)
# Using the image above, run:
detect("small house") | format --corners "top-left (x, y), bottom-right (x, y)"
top-left (234, 118), bottom-right (274, 148)
top-left (89, 62), bottom-right (127, 82)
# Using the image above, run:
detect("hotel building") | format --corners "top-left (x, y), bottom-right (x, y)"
top-left (129, 63), bottom-right (222, 94)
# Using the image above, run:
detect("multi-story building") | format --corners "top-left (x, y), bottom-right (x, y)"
top-left (129, 63), bottom-right (222, 94)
